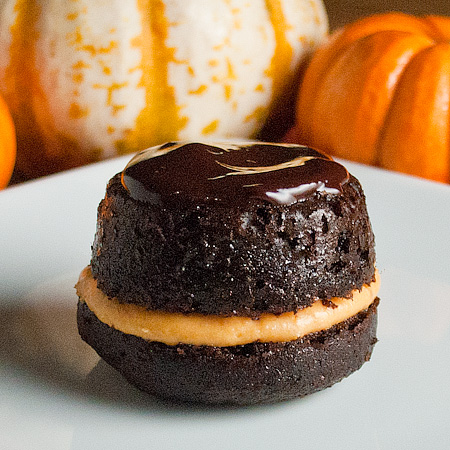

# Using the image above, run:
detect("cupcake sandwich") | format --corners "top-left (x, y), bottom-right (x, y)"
top-left (76, 141), bottom-right (380, 405)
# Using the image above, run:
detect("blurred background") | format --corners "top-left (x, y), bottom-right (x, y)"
top-left (324, 0), bottom-right (450, 29)
top-left (3, 0), bottom-right (450, 187)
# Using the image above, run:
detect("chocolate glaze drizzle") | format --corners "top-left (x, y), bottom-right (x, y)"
top-left (121, 142), bottom-right (349, 206)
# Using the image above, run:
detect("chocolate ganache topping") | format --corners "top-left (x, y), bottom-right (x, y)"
top-left (121, 142), bottom-right (349, 206)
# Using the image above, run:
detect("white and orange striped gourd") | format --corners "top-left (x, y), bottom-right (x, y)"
top-left (0, 0), bottom-right (328, 177)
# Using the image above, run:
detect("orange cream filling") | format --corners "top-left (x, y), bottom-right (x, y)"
top-left (76, 266), bottom-right (380, 347)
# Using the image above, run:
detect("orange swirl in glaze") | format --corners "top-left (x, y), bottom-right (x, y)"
top-left (121, 142), bottom-right (349, 206)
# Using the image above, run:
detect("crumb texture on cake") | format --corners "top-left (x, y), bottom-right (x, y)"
top-left (78, 142), bottom-right (380, 405)
top-left (90, 173), bottom-right (376, 317)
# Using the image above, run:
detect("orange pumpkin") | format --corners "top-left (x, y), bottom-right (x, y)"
top-left (0, 93), bottom-right (16, 189)
top-left (287, 12), bottom-right (450, 183)
top-left (0, 0), bottom-right (328, 178)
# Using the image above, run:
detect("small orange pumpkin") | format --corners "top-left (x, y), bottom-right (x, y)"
top-left (0, 93), bottom-right (16, 189)
top-left (286, 12), bottom-right (450, 183)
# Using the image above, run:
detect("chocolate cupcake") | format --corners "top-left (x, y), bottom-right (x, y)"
top-left (76, 141), bottom-right (380, 405)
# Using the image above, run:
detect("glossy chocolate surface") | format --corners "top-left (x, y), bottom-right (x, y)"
top-left (121, 142), bottom-right (349, 206)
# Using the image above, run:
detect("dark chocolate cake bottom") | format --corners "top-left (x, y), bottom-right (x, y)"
top-left (77, 299), bottom-right (378, 405)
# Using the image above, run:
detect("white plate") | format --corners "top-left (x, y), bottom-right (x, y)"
top-left (1, 157), bottom-right (449, 450)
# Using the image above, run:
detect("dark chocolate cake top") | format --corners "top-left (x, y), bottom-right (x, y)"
top-left (121, 142), bottom-right (349, 206)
